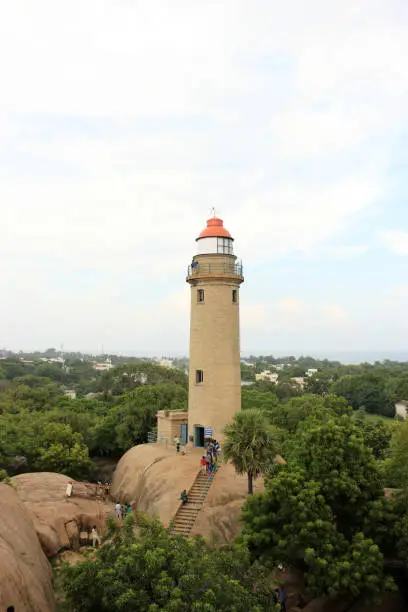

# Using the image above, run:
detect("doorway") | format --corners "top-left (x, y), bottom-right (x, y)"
top-left (194, 425), bottom-right (205, 448)
top-left (181, 423), bottom-right (188, 445)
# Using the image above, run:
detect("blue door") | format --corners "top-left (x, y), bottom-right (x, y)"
top-left (181, 423), bottom-right (188, 445)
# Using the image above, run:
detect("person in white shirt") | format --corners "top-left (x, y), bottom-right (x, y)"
top-left (91, 526), bottom-right (100, 547)
top-left (115, 502), bottom-right (122, 518)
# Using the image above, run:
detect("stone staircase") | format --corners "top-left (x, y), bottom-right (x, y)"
top-left (169, 467), bottom-right (218, 536)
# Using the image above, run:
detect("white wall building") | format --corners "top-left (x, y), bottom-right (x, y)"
top-left (395, 402), bottom-right (408, 420)
top-left (159, 358), bottom-right (174, 369)
top-left (255, 370), bottom-right (279, 384)
top-left (93, 357), bottom-right (113, 372)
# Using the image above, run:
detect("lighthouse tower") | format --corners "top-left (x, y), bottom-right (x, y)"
top-left (186, 215), bottom-right (244, 447)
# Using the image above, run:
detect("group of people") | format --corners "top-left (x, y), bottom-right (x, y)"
top-left (201, 439), bottom-right (221, 480)
top-left (115, 501), bottom-right (132, 519)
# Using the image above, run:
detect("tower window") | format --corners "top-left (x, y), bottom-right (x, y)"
top-left (232, 289), bottom-right (237, 303)
top-left (195, 369), bottom-right (204, 384)
top-left (197, 289), bottom-right (205, 303)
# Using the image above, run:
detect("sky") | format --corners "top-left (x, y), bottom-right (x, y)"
top-left (1, 0), bottom-right (408, 357)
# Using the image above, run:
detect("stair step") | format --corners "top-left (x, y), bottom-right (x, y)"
top-left (175, 513), bottom-right (198, 519)
top-left (169, 466), bottom-right (221, 537)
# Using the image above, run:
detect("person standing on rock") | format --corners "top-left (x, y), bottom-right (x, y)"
top-left (91, 526), bottom-right (100, 547)
top-left (115, 502), bottom-right (122, 519)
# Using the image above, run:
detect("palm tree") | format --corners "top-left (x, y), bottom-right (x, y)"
top-left (223, 409), bottom-right (280, 495)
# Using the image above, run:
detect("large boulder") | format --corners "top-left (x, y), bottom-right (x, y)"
top-left (12, 472), bottom-right (114, 558)
top-left (0, 483), bottom-right (56, 612)
top-left (111, 443), bottom-right (264, 544)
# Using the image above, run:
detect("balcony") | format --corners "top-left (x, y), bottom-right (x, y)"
top-left (187, 261), bottom-right (243, 278)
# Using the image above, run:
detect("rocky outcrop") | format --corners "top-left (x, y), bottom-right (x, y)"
top-left (111, 443), bottom-right (264, 544)
top-left (0, 483), bottom-right (56, 612)
top-left (191, 461), bottom-right (264, 543)
top-left (12, 472), bottom-right (114, 558)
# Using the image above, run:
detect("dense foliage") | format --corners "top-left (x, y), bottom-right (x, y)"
top-left (240, 404), bottom-right (408, 603)
top-left (60, 514), bottom-right (277, 612)
top-left (3, 351), bottom-right (407, 608)
top-left (0, 358), bottom-right (187, 480)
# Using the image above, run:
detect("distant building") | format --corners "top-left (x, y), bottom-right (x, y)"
top-left (93, 357), bottom-right (114, 372)
top-left (63, 389), bottom-right (76, 399)
top-left (395, 401), bottom-right (408, 420)
top-left (306, 368), bottom-right (318, 377)
top-left (39, 356), bottom-right (64, 365)
top-left (159, 358), bottom-right (174, 369)
top-left (255, 370), bottom-right (279, 384)
top-left (291, 376), bottom-right (305, 389)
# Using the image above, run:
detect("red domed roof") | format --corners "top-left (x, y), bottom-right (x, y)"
top-left (197, 216), bottom-right (233, 240)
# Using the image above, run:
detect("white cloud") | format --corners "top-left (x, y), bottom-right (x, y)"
top-left (276, 298), bottom-right (305, 316)
top-left (322, 303), bottom-right (349, 325)
top-left (381, 231), bottom-right (408, 255)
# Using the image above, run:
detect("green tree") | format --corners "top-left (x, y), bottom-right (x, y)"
top-left (304, 372), bottom-right (333, 395)
top-left (270, 394), bottom-right (351, 433)
top-left (112, 384), bottom-right (188, 451)
top-left (274, 381), bottom-right (302, 401)
top-left (290, 414), bottom-right (383, 533)
top-left (223, 409), bottom-right (280, 494)
top-left (384, 421), bottom-right (408, 488)
top-left (241, 389), bottom-right (279, 412)
top-left (33, 422), bottom-right (92, 480)
top-left (0, 468), bottom-right (12, 485)
top-left (60, 514), bottom-right (276, 611)
top-left (353, 412), bottom-right (393, 460)
top-left (242, 470), bottom-right (391, 601)
top-left (331, 373), bottom-right (394, 417)
top-left (241, 409), bottom-right (397, 603)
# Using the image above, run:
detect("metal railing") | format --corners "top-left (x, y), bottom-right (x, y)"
top-left (187, 261), bottom-right (243, 277)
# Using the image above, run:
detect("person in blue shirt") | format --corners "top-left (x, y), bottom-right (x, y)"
top-left (274, 586), bottom-right (286, 612)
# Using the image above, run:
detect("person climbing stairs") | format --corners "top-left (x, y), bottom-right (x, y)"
top-left (169, 466), bottom-right (219, 536)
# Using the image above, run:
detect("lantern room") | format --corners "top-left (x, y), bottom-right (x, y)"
top-left (196, 217), bottom-right (234, 255)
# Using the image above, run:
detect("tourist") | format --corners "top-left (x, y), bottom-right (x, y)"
top-left (200, 455), bottom-right (207, 473)
top-left (115, 501), bottom-right (122, 519)
top-left (207, 462), bottom-right (213, 481)
top-left (275, 586), bottom-right (286, 612)
top-left (121, 504), bottom-right (126, 519)
top-left (126, 503), bottom-right (132, 515)
top-left (91, 525), bottom-right (100, 548)
top-left (180, 489), bottom-right (188, 504)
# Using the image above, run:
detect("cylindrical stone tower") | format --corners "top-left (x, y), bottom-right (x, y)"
top-left (186, 215), bottom-right (244, 447)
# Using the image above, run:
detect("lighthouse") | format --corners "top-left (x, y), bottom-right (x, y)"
top-left (186, 215), bottom-right (244, 447)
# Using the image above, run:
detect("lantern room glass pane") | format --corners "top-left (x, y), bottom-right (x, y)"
top-left (217, 237), bottom-right (233, 254)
